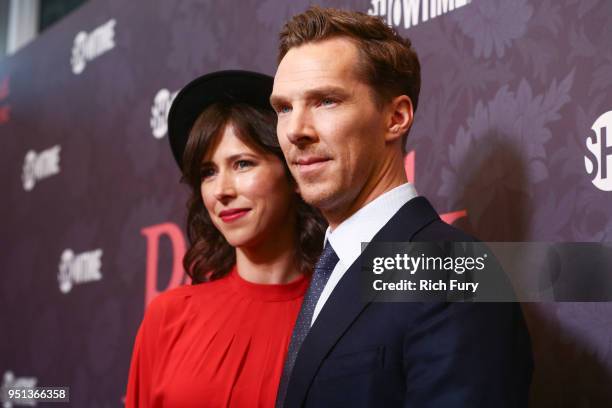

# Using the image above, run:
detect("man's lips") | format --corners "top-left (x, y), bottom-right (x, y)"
top-left (218, 208), bottom-right (251, 222)
top-left (294, 156), bottom-right (331, 174)
top-left (295, 156), bottom-right (329, 165)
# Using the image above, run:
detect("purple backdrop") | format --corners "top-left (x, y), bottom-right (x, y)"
top-left (1, 0), bottom-right (611, 406)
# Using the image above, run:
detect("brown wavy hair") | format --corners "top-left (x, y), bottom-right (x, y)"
top-left (180, 102), bottom-right (326, 284)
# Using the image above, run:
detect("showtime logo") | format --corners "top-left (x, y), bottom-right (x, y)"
top-left (150, 88), bottom-right (179, 139)
top-left (71, 19), bottom-right (116, 75)
top-left (57, 249), bottom-right (103, 294)
top-left (2, 371), bottom-right (38, 407)
top-left (22, 145), bottom-right (61, 191)
top-left (367, 0), bottom-right (470, 29)
top-left (585, 110), bottom-right (612, 191)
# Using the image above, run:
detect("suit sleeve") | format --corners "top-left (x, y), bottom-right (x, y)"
top-left (402, 302), bottom-right (532, 407)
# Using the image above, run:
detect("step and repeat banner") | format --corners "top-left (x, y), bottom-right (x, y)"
top-left (1, 0), bottom-right (611, 406)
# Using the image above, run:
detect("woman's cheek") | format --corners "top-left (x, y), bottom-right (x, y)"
top-left (200, 185), bottom-right (218, 222)
top-left (240, 169), bottom-right (271, 197)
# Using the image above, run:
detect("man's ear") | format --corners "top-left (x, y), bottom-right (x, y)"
top-left (385, 95), bottom-right (414, 143)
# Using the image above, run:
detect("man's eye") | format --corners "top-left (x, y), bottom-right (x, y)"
top-left (320, 98), bottom-right (337, 106)
top-left (235, 160), bottom-right (254, 170)
top-left (277, 105), bottom-right (292, 114)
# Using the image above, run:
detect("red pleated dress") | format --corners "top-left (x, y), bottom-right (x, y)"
top-left (125, 266), bottom-right (309, 407)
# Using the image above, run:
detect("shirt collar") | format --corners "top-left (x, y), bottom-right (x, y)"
top-left (325, 183), bottom-right (418, 268)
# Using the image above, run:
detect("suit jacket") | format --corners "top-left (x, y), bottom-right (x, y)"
top-left (283, 197), bottom-right (533, 407)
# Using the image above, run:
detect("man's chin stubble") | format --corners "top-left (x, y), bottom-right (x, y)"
top-left (300, 188), bottom-right (348, 219)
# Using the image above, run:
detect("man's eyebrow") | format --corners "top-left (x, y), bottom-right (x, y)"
top-left (303, 86), bottom-right (351, 100)
top-left (270, 86), bottom-right (351, 106)
top-left (269, 94), bottom-right (287, 107)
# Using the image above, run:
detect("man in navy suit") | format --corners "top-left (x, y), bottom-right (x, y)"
top-left (270, 7), bottom-right (533, 408)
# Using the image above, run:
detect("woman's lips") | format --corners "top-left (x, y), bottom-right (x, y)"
top-left (219, 208), bottom-right (251, 222)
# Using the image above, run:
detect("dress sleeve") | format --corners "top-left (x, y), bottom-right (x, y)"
top-left (125, 296), bottom-right (166, 407)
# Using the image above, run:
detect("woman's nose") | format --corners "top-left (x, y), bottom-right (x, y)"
top-left (213, 170), bottom-right (236, 202)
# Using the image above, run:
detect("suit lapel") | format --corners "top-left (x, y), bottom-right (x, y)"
top-left (285, 197), bottom-right (440, 406)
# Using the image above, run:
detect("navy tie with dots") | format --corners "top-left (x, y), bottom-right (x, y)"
top-left (275, 241), bottom-right (339, 408)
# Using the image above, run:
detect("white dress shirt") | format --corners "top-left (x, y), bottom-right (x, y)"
top-left (311, 183), bottom-right (418, 325)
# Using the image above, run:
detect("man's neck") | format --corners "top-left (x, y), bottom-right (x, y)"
top-left (325, 156), bottom-right (407, 230)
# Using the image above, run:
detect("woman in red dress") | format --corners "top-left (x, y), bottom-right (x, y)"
top-left (125, 71), bottom-right (325, 407)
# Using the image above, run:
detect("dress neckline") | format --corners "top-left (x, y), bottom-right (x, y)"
top-left (228, 266), bottom-right (310, 302)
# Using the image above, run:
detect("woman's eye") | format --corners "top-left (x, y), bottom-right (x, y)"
top-left (200, 167), bottom-right (215, 180)
top-left (235, 160), bottom-right (254, 170)
top-left (277, 105), bottom-right (292, 114)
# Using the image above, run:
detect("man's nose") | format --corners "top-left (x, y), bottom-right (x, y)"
top-left (285, 106), bottom-right (317, 147)
top-left (213, 170), bottom-right (236, 202)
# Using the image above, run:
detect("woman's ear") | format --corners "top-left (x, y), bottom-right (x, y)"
top-left (385, 95), bottom-right (414, 143)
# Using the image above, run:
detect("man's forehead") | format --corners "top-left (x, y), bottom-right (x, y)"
top-left (273, 38), bottom-right (360, 92)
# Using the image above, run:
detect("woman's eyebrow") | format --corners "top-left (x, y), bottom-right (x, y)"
top-left (225, 153), bottom-right (252, 162)
top-left (207, 153), bottom-right (259, 166)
